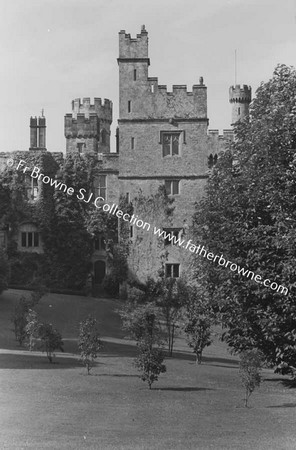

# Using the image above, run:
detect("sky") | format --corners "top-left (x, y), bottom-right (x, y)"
top-left (1, 0), bottom-right (296, 153)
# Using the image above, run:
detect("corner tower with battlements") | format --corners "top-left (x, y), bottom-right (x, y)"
top-left (64, 97), bottom-right (113, 154)
top-left (229, 84), bottom-right (252, 124)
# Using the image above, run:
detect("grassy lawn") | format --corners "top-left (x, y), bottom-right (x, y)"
top-left (0, 289), bottom-right (296, 449)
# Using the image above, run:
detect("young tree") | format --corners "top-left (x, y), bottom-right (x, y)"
top-left (135, 344), bottom-right (166, 390)
top-left (239, 349), bottom-right (263, 407)
top-left (184, 298), bottom-right (213, 364)
top-left (191, 64), bottom-right (296, 368)
top-left (120, 302), bottom-right (166, 389)
top-left (25, 309), bottom-right (40, 351)
top-left (78, 315), bottom-right (102, 374)
top-left (155, 277), bottom-right (189, 357)
top-left (38, 322), bottom-right (64, 363)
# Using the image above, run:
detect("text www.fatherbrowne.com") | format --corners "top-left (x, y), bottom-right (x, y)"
top-left (154, 228), bottom-right (289, 296)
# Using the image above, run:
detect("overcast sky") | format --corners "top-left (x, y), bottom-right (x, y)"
top-left (1, 0), bottom-right (296, 152)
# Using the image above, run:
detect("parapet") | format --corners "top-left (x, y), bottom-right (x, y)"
top-left (71, 97), bottom-right (112, 122)
top-left (229, 84), bottom-right (251, 103)
top-left (118, 25), bottom-right (149, 60)
top-left (64, 112), bottom-right (100, 139)
top-left (208, 129), bottom-right (234, 140)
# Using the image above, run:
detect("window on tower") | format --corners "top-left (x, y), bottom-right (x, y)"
top-left (160, 131), bottom-right (182, 157)
top-left (128, 101), bottom-right (131, 113)
top-left (134, 69), bottom-right (137, 81)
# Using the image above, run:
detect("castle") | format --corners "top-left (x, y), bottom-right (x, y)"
top-left (0, 26), bottom-right (251, 291)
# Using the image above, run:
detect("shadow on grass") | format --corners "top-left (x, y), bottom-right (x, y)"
top-left (264, 378), bottom-right (296, 389)
top-left (100, 340), bottom-right (138, 357)
top-left (91, 373), bottom-right (139, 378)
top-left (156, 387), bottom-right (215, 392)
top-left (267, 403), bottom-right (296, 408)
top-left (0, 353), bottom-right (80, 370)
top-left (168, 351), bottom-right (239, 368)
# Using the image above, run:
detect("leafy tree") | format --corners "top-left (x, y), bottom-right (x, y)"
top-left (78, 315), bottom-right (102, 374)
top-left (135, 344), bottom-right (166, 390)
top-left (11, 289), bottom-right (44, 346)
top-left (155, 277), bottom-right (189, 356)
top-left (184, 290), bottom-right (213, 364)
top-left (38, 322), bottom-right (64, 363)
top-left (191, 64), bottom-right (296, 368)
top-left (120, 302), bottom-right (166, 389)
top-left (239, 349), bottom-right (263, 407)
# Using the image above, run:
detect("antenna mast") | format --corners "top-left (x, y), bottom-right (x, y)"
top-left (235, 49), bottom-right (237, 85)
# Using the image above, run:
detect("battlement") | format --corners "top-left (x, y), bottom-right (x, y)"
top-left (64, 112), bottom-right (100, 139)
top-left (150, 82), bottom-right (206, 97)
top-left (229, 84), bottom-right (252, 103)
top-left (119, 25), bottom-right (149, 60)
top-left (71, 97), bottom-right (112, 122)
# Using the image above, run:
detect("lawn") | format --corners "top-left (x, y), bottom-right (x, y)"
top-left (0, 289), bottom-right (296, 449)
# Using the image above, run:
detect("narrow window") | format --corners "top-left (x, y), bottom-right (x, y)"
top-left (33, 232), bottom-right (39, 247)
top-left (131, 137), bottom-right (134, 149)
top-left (28, 232), bottom-right (33, 247)
top-left (151, 84), bottom-right (154, 93)
top-left (21, 232), bottom-right (26, 247)
top-left (238, 107), bottom-right (241, 115)
top-left (134, 69), bottom-right (137, 81)
top-left (172, 180), bottom-right (179, 195)
top-left (130, 225), bottom-right (133, 238)
top-left (32, 179), bottom-right (38, 200)
top-left (128, 101), bottom-right (131, 113)
top-left (126, 192), bottom-right (130, 203)
top-left (96, 175), bottom-right (107, 200)
top-left (165, 180), bottom-right (172, 195)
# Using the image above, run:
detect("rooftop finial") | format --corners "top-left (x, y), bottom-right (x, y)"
top-left (41, 108), bottom-right (44, 117)
top-left (141, 24), bottom-right (146, 33)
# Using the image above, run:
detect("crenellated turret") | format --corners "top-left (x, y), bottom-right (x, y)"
top-left (65, 97), bottom-right (113, 154)
top-left (229, 84), bottom-right (251, 124)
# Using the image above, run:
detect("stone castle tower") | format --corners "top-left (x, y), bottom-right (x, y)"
top-left (229, 84), bottom-right (252, 124)
top-left (117, 25), bottom-right (211, 280)
top-left (64, 97), bottom-right (113, 154)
